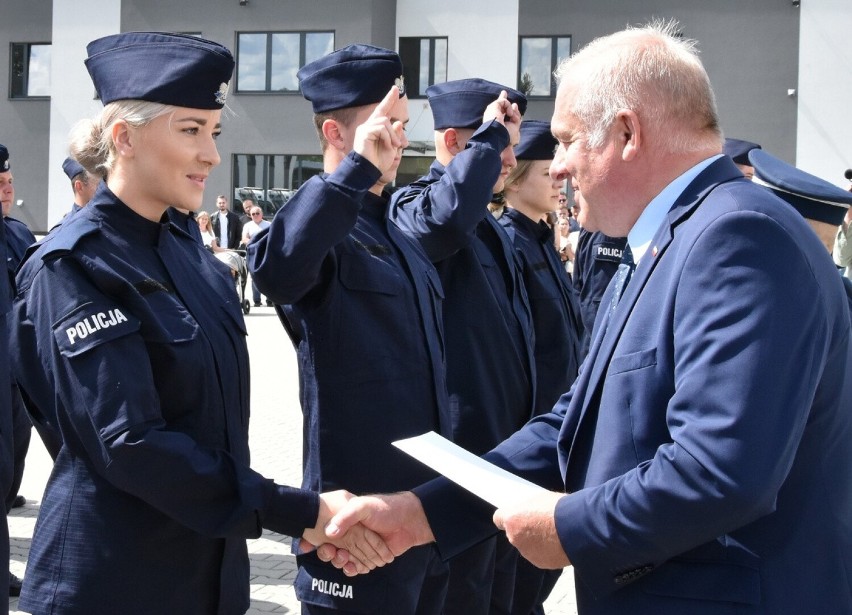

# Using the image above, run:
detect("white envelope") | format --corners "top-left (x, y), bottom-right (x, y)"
top-left (393, 431), bottom-right (549, 509)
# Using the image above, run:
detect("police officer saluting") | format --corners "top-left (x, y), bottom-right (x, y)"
top-left (9, 32), bottom-right (390, 615)
top-left (248, 44), bottom-right (452, 614)
top-left (388, 79), bottom-right (533, 615)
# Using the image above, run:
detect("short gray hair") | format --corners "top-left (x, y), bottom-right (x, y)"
top-left (554, 20), bottom-right (722, 154)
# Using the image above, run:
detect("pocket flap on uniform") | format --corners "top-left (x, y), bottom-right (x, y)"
top-left (339, 258), bottom-right (402, 295)
top-left (53, 302), bottom-right (141, 357)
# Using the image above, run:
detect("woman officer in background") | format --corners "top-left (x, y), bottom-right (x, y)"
top-left (9, 32), bottom-right (389, 615)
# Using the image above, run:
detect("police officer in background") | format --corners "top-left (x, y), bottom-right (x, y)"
top-left (498, 120), bottom-right (582, 613)
top-left (722, 137), bottom-right (761, 180)
top-left (9, 32), bottom-right (390, 615)
top-left (572, 227), bottom-right (627, 358)
top-left (248, 45), bottom-right (452, 614)
top-left (0, 145), bottom-right (36, 526)
top-left (62, 156), bottom-right (100, 215)
top-left (389, 79), bottom-right (532, 615)
top-left (749, 148), bottom-right (852, 312)
top-left (0, 145), bottom-right (17, 606)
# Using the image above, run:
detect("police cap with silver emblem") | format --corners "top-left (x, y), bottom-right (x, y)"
top-left (749, 148), bottom-right (852, 226)
top-left (515, 120), bottom-right (557, 160)
top-left (427, 78), bottom-right (527, 130)
top-left (0, 144), bottom-right (9, 172)
top-left (723, 138), bottom-right (761, 166)
top-left (62, 157), bottom-right (85, 181)
top-left (85, 32), bottom-right (234, 109)
top-left (298, 44), bottom-right (406, 113)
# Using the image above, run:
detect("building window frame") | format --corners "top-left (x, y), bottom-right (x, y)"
top-left (235, 31), bottom-right (334, 94)
top-left (9, 42), bottom-right (51, 99)
top-left (517, 35), bottom-right (571, 98)
top-left (231, 153), bottom-right (325, 218)
top-left (398, 36), bottom-right (448, 99)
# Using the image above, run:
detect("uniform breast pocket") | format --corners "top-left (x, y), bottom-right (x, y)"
top-left (135, 291), bottom-right (199, 345)
top-left (339, 257), bottom-right (403, 296)
top-left (472, 237), bottom-right (499, 270)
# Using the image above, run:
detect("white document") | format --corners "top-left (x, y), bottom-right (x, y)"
top-left (393, 431), bottom-right (550, 509)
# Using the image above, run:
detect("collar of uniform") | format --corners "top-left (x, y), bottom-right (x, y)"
top-left (86, 182), bottom-right (167, 246)
top-left (504, 207), bottom-right (552, 242)
top-left (360, 190), bottom-right (390, 221)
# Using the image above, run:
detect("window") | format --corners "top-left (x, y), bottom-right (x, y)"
top-left (236, 31), bottom-right (334, 93)
top-left (232, 154), bottom-right (324, 217)
top-left (395, 155), bottom-right (434, 192)
top-left (398, 37), bottom-right (447, 98)
top-left (10, 43), bottom-right (51, 98)
top-left (518, 36), bottom-right (571, 98)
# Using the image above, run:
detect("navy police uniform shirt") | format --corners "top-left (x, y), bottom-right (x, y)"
top-left (4, 216), bottom-right (36, 289)
top-left (168, 207), bottom-right (204, 245)
top-left (499, 208), bottom-right (583, 416)
top-left (572, 230), bottom-right (628, 357)
top-left (11, 184), bottom-right (318, 615)
top-left (390, 121), bottom-right (536, 455)
top-left (0, 213), bottom-right (13, 606)
top-left (248, 151), bottom-right (451, 612)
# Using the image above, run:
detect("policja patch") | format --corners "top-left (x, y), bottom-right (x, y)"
top-left (54, 301), bottom-right (140, 357)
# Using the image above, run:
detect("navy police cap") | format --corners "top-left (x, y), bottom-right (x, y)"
top-left (85, 32), bottom-right (235, 109)
top-left (749, 148), bottom-right (852, 226)
top-left (427, 78), bottom-right (527, 130)
top-left (298, 44), bottom-right (405, 114)
top-left (516, 120), bottom-right (557, 160)
top-left (0, 144), bottom-right (8, 172)
top-left (723, 138), bottom-right (761, 166)
top-left (62, 157), bottom-right (85, 180)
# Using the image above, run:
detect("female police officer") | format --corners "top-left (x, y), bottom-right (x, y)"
top-left (9, 32), bottom-right (390, 615)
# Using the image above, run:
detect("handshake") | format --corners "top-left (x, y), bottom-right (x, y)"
top-left (301, 489), bottom-right (570, 577)
top-left (300, 491), bottom-right (435, 576)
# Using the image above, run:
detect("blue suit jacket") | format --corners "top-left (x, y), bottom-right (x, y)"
top-left (417, 157), bottom-right (852, 614)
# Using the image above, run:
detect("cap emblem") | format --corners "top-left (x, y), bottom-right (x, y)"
top-left (395, 75), bottom-right (406, 97)
top-left (215, 81), bottom-right (230, 105)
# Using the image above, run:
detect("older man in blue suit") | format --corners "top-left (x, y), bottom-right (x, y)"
top-left (322, 21), bottom-right (852, 615)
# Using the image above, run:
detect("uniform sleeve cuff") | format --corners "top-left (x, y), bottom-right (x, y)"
top-left (261, 480), bottom-right (321, 537)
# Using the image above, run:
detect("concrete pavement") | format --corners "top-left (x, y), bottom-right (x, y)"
top-left (8, 305), bottom-right (578, 614)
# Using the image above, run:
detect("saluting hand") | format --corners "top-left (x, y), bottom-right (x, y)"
top-left (493, 490), bottom-right (571, 569)
top-left (482, 90), bottom-right (522, 130)
top-left (353, 85), bottom-right (405, 175)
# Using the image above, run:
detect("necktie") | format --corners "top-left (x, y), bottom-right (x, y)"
top-left (609, 243), bottom-right (634, 315)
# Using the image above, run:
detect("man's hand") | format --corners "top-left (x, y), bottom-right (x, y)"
top-left (482, 90), bottom-right (522, 131)
top-left (493, 491), bottom-right (571, 569)
top-left (315, 492), bottom-right (435, 575)
top-left (301, 490), bottom-right (395, 575)
top-left (353, 86), bottom-right (405, 175)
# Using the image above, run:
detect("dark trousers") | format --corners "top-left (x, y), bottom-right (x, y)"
top-left (442, 535), bottom-right (516, 615)
top-left (4, 386), bottom-right (30, 512)
top-left (510, 557), bottom-right (562, 615)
